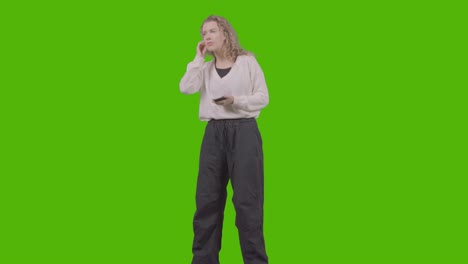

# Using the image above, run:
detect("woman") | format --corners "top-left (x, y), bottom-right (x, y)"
top-left (180, 15), bottom-right (269, 264)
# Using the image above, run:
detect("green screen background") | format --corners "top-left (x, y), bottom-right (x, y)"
top-left (1, 0), bottom-right (466, 263)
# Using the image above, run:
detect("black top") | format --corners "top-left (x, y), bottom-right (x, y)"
top-left (215, 67), bottom-right (231, 78)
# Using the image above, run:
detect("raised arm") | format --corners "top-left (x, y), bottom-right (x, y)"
top-left (179, 41), bottom-right (206, 94)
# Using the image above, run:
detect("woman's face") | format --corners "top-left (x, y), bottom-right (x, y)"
top-left (202, 21), bottom-right (226, 53)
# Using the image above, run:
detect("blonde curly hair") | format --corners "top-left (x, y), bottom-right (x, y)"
top-left (200, 15), bottom-right (252, 60)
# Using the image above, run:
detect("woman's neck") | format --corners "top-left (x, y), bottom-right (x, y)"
top-left (214, 53), bottom-right (234, 69)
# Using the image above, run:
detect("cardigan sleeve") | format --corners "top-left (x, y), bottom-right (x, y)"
top-left (232, 56), bottom-right (269, 112)
top-left (179, 55), bottom-right (205, 94)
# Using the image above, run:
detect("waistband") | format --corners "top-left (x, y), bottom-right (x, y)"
top-left (208, 117), bottom-right (255, 123)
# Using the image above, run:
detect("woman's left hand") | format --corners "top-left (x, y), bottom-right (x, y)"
top-left (214, 96), bottom-right (234, 106)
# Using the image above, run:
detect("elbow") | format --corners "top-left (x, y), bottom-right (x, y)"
top-left (179, 80), bottom-right (193, 94)
top-left (180, 86), bottom-right (198, 94)
top-left (262, 94), bottom-right (269, 108)
top-left (179, 77), bottom-right (200, 94)
top-left (180, 85), bottom-right (190, 94)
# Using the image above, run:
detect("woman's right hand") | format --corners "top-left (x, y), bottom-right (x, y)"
top-left (196, 41), bottom-right (206, 57)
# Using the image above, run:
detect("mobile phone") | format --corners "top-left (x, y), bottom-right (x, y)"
top-left (213, 96), bottom-right (227, 102)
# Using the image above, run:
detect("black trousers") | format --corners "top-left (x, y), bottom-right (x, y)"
top-left (192, 118), bottom-right (268, 264)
